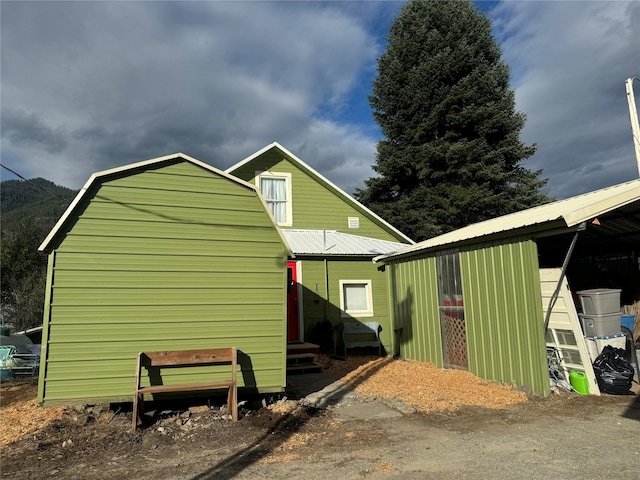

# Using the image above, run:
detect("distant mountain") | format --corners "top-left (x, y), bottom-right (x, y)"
top-left (1, 178), bottom-right (77, 235)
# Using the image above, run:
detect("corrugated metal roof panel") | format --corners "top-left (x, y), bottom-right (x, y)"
top-left (282, 229), bottom-right (407, 256)
top-left (376, 179), bottom-right (640, 261)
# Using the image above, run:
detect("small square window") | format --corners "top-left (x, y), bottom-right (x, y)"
top-left (339, 280), bottom-right (374, 317)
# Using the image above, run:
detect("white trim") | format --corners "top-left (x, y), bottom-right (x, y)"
top-left (226, 142), bottom-right (414, 244)
top-left (339, 279), bottom-right (374, 318)
top-left (256, 170), bottom-right (293, 227)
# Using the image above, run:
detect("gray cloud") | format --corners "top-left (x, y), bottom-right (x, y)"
top-left (1, 1), bottom-right (382, 189)
top-left (1, 109), bottom-right (67, 154)
top-left (491, 1), bottom-right (640, 198)
top-left (1, 1), bottom-right (638, 201)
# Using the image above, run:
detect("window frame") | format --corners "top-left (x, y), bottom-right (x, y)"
top-left (339, 279), bottom-right (374, 318)
top-left (436, 249), bottom-right (468, 369)
top-left (256, 170), bottom-right (293, 226)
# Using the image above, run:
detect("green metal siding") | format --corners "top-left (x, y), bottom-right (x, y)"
top-left (388, 257), bottom-right (443, 365)
top-left (39, 161), bottom-right (288, 406)
top-left (461, 240), bottom-right (549, 396)
top-left (230, 150), bottom-right (404, 242)
top-left (385, 238), bottom-right (549, 396)
top-left (298, 258), bottom-right (392, 352)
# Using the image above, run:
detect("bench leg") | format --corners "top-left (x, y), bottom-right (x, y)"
top-left (227, 384), bottom-right (238, 422)
top-left (132, 392), bottom-right (143, 432)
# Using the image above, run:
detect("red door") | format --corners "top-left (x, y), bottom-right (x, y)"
top-left (287, 261), bottom-right (299, 342)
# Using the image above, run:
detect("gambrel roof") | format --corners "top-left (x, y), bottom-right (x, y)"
top-left (39, 152), bottom-right (292, 255)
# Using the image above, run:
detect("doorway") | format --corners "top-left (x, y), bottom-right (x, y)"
top-left (287, 261), bottom-right (300, 342)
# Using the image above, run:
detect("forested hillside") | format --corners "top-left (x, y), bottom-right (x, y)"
top-left (1, 177), bottom-right (78, 331)
top-left (1, 178), bottom-right (76, 231)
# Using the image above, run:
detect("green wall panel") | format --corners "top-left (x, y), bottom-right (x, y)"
top-left (461, 239), bottom-right (548, 396)
top-left (388, 257), bottom-right (442, 365)
top-left (295, 258), bottom-right (392, 352)
top-left (231, 149), bottom-right (406, 242)
top-left (39, 161), bottom-right (288, 406)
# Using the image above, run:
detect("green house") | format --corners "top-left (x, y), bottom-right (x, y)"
top-left (227, 143), bottom-right (414, 354)
top-left (374, 179), bottom-right (640, 396)
top-left (37, 154), bottom-right (291, 406)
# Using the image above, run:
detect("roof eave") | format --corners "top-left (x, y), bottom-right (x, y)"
top-left (562, 188), bottom-right (640, 226)
top-left (373, 219), bottom-right (569, 263)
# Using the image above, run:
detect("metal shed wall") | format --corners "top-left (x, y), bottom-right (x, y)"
top-left (461, 239), bottom-right (549, 396)
top-left (38, 161), bottom-right (288, 406)
top-left (386, 238), bottom-right (549, 396)
top-left (387, 256), bottom-right (443, 365)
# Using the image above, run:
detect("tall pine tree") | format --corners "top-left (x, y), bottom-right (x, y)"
top-left (356, 0), bottom-right (550, 241)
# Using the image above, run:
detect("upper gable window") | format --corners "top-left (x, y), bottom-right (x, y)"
top-left (257, 171), bottom-right (292, 226)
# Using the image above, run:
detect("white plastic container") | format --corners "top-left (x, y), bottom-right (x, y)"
top-left (584, 333), bottom-right (626, 362)
top-left (579, 313), bottom-right (621, 337)
top-left (577, 288), bottom-right (621, 315)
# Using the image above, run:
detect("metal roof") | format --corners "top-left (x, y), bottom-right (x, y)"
top-left (375, 178), bottom-right (640, 262)
top-left (282, 229), bottom-right (408, 256)
top-left (226, 142), bottom-right (415, 244)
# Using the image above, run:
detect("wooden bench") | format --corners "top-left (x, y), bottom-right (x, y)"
top-left (132, 347), bottom-right (237, 432)
top-left (341, 322), bottom-right (382, 358)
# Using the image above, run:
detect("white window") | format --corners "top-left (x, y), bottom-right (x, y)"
top-left (257, 171), bottom-right (292, 226)
top-left (339, 280), bottom-right (374, 317)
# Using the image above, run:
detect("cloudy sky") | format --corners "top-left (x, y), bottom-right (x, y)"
top-left (1, 1), bottom-right (638, 199)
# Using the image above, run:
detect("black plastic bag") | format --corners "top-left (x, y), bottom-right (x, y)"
top-left (592, 345), bottom-right (634, 395)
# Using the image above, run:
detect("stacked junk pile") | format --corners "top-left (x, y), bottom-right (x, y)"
top-left (578, 289), bottom-right (638, 395)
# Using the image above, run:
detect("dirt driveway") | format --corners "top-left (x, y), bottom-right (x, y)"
top-left (2, 356), bottom-right (639, 480)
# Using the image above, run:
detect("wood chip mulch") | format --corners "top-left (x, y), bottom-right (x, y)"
top-left (319, 354), bottom-right (528, 413)
top-left (0, 381), bottom-right (66, 448)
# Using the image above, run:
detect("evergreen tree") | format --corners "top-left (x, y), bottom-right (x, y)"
top-left (0, 220), bottom-right (50, 332)
top-left (356, 0), bottom-right (550, 241)
top-left (0, 177), bottom-right (74, 331)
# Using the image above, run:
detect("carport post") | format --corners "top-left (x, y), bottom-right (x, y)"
top-left (543, 223), bottom-right (585, 333)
